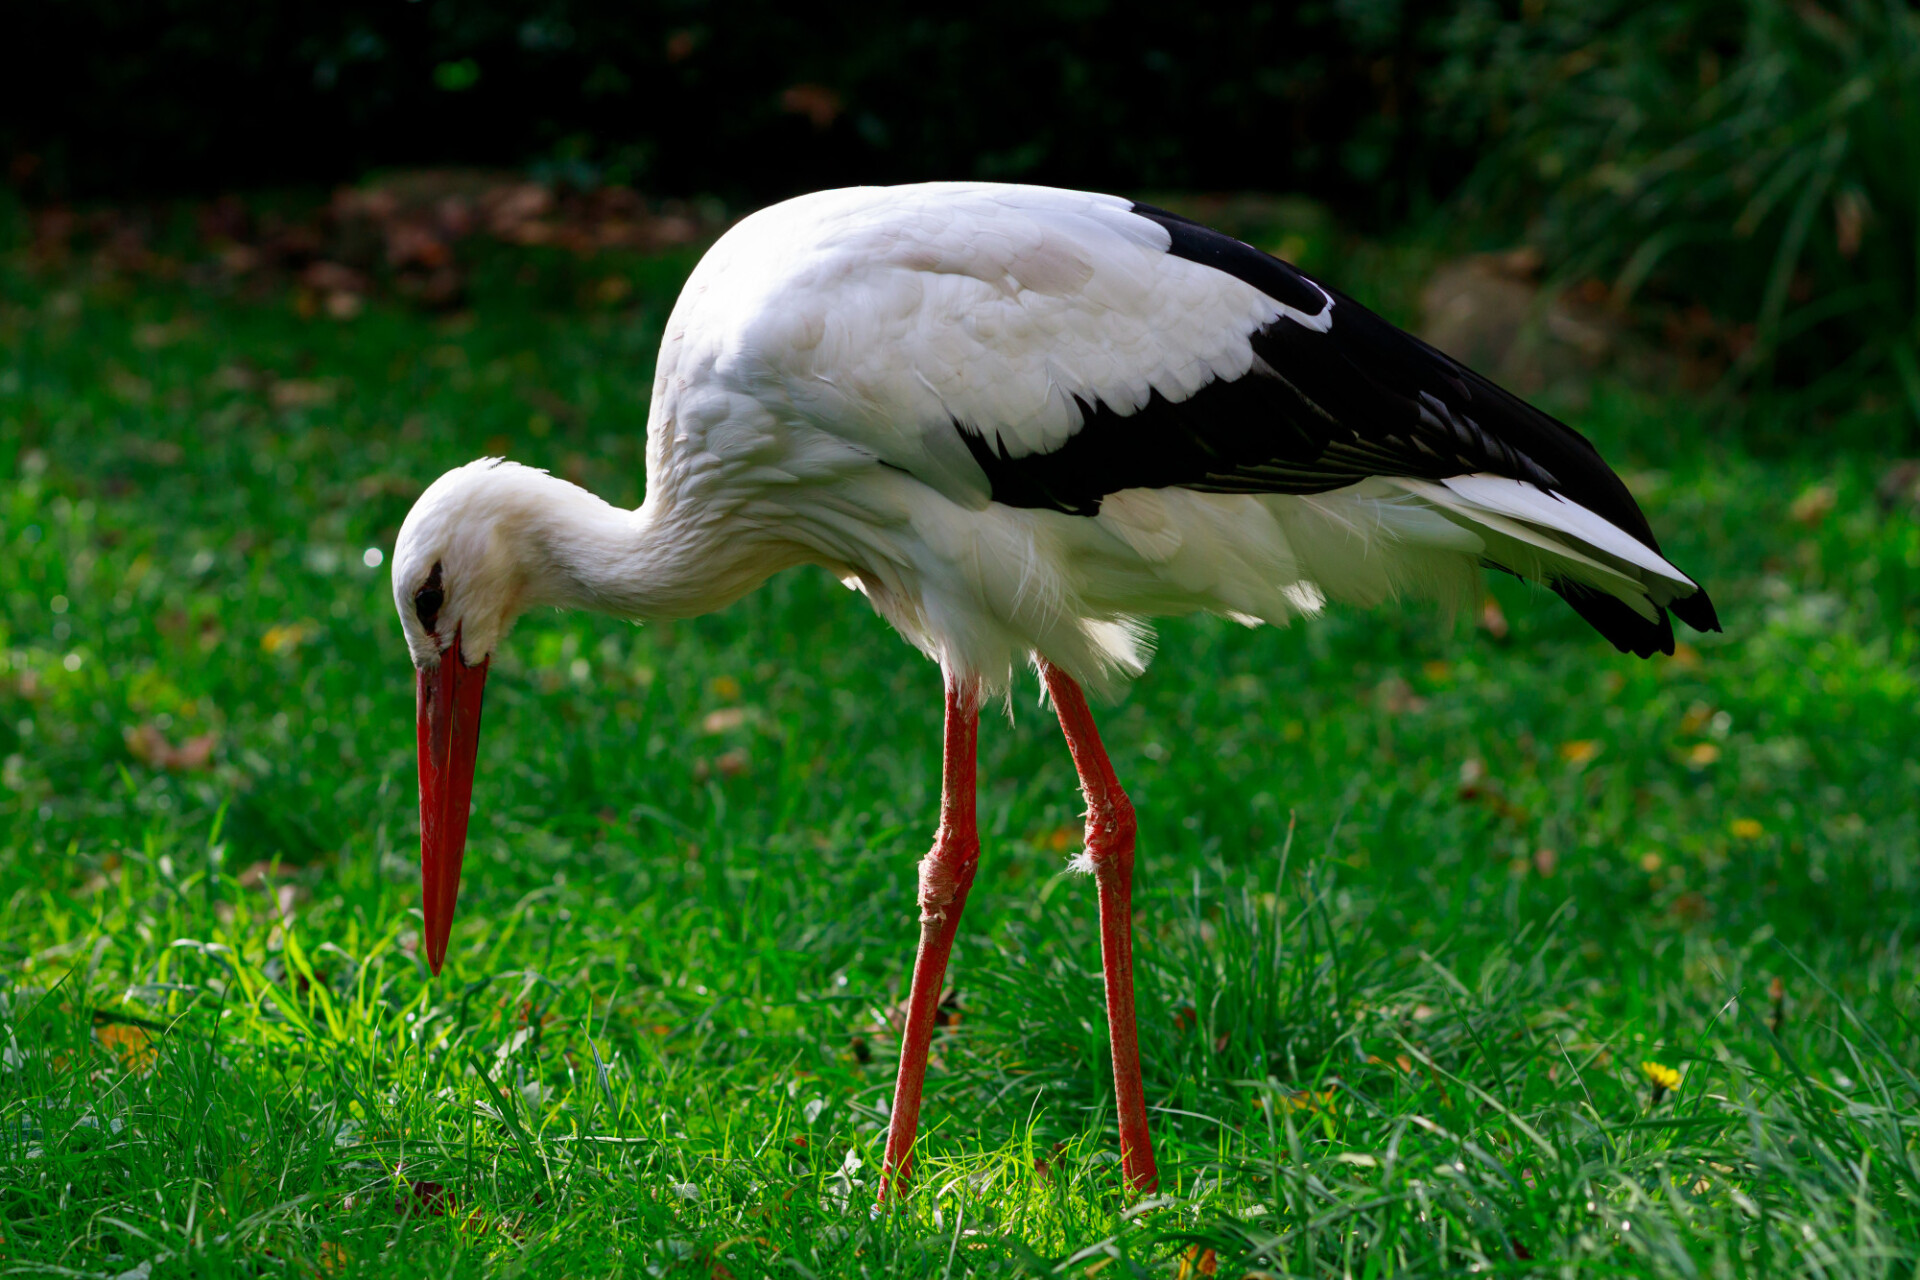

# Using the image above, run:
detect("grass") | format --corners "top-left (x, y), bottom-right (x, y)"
top-left (2, 215), bottom-right (1919, 1278)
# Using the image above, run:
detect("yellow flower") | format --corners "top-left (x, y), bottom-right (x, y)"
top-left (1729, 818), bottom-right (1764, 840)
top-left (1641, 1060), bottom-right (1681, 1092)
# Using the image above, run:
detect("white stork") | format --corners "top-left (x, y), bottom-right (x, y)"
top-left (390, 182), bottom-right (1717, 1197)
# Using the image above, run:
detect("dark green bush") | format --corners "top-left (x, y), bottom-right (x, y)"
top-left (1435, 0), bottom-right (1920, 419)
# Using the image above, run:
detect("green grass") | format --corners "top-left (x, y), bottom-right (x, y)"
top-left (3, 225), bottom-right (1919, 1278)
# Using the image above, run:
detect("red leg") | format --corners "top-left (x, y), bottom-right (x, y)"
top-left (1040, 661), bottom-right (1160, 1195)
top-left (880, 677), bottom-right (982, 1199)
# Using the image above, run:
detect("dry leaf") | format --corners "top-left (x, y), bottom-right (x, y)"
top-left (269, 379), bottom-right (339, 410)
top-left (262, 622), bottom-right (316, 655)
top-left (96, 1022), bottom-right (156, 1071)
top-left (1177, 1246), bottom-right (1219, 1278)
top-left (1876, 460), bottom-right (1920, 512)
top-left (1478, 594), bottom-right (1510, 640)
top-left (780, 83), bottom-right (843, 129)
top-left (125, 723), bottom-right (217, 771)
top-left (1788, 484), bottom-right (1836, 527)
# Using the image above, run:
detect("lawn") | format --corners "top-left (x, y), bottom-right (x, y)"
top-left (2, 211), bottom-right (1918, 1278)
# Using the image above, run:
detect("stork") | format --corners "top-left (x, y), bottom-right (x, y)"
top-left (391, 182), bottom-right (1717, 1197)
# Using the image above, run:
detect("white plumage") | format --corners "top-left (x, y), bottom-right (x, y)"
top-left (388, 181), bottom-right (1717, 1196)
top-left (391, 182), bottom-right (1707, 696)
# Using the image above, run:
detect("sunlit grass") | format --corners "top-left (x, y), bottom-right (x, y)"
top-left (2, 232), bottom-right (1917, 1276)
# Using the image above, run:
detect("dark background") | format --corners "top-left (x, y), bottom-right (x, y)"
top-left (7, 0), bottom-right (1457, 218)
top-left (7, 0), bottom-right (1916, 425)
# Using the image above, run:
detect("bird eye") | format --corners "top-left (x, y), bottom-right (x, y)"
top-left (415, 561), bottom-right (446, 632)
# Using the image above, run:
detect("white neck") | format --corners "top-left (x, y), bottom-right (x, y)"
top-left (519, 474), bottom-right (796, 623)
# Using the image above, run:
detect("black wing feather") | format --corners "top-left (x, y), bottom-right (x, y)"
top-left (952, 201), bottom-right (1718, 654)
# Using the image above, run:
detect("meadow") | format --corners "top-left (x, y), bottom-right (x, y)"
top-left (2, 221), bottom-right (1917, 1277)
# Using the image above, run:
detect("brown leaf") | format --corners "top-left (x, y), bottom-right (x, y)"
top-left (300, 260), bottom-right (367, 295)
top-left (125, 723), bottom-right (218, 771)
top-left (780, 83), bottom-right (843, 129)
top-left (95, 1022), bottom-right (157, 1072)
top-left (1373, 676), bottom-right (1426, 715)
top-left (1876, 460), bottom-right (1920, 512)
top-left (1177, 1246), bottom-right (1219, 1278)
top-left (1788, 483), bottom-right (1836, 528)
top-left (268, 378), bottom-right (339, 410)
top-left (1478, 593), bottom-right (1509, 640)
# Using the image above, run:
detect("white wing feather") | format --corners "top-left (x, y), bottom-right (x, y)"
top-left (655, 183), bottom-right (1325, 507)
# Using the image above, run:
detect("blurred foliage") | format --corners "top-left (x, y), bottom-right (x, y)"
top-left (1433, 0), bottom-right (1920, 425)
top-left (6, 0), bottom-right (1446, 221)
top-left (9, 0), bottom-right (1920, 426)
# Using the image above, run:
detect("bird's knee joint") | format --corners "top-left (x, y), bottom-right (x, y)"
top-left (1073, 791), bottom-right (1136, 872)
top-left (917, 839), bottom-right (978, 924)
top-left (1088, 792), bottom-right (1136, 850)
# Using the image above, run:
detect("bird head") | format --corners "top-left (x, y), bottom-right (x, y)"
top-left (390, 459), bottom-right (549, 974)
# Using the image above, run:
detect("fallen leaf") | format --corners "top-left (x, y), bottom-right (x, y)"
top-left (1478, 594), bottom-right (1509, 640)
top-left (96, 1022), bottom-right (156, 1071)
top-left (1875, 460), bottom-right (1920, 512)
top-left (1273, 1088), bottom-right (1336, 1115)
top-left (262, 622), bottom-right (316, 654)
top-left (269, 378), bottom-right (339, 410)
top-left (1177, 1246), bottom-right (1218, 1278)
top-left (1788, 483), bottom-right (1836, 527)
top-left (125, 723), bottom-right (218, 771)
top-left (1374, 676), bottom-right (1426, 715)
top-left (1558, 739), bottom-right (1600, 764)
top-left (780, 83), bottom-right (842, 129)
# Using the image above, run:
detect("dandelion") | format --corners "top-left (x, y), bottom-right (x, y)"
top-left (1642, 1060), bottom-right (1681, 1104)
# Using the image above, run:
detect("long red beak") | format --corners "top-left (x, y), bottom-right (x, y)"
top-left (416, 627), bottom-right (489, 975)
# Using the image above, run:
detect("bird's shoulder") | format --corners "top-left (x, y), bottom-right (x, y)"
top-left (656, 184), bottom-right (1310, 506)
